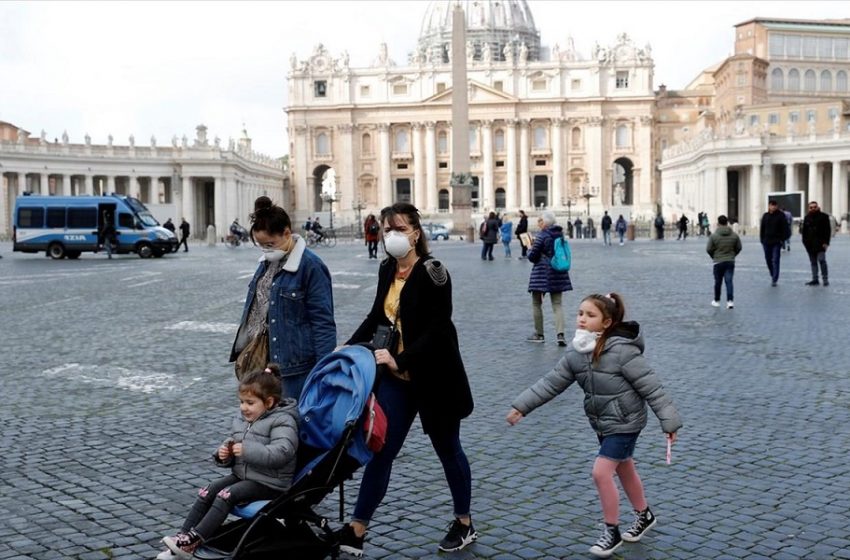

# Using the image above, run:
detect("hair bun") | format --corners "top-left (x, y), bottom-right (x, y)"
top-left (254, 196), bottom-right (273, 212)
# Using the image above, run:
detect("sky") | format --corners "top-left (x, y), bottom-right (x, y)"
top-left (0, 1), bottom-right (845, 158)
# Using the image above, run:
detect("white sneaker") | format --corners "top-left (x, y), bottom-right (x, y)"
top-left (156, 550), bottom-right (178, 560)
top-left (711, 300), bottom-right (720, 307)
top-left (727, 301), bottom-right (734, 309)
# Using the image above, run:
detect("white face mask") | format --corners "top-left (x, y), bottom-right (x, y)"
top-left (572, 328), bottom-right (600, 354)
top-left (384, 230), bottom-right (414, 258)
top-left (262, 248), bottom-right (287, 262)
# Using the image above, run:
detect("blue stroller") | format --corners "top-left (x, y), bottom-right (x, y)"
top-left (193, 345), bottom-right (379, 560)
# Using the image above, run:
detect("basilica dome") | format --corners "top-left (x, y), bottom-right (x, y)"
top-left (417, 0), bottom-right (541, 63)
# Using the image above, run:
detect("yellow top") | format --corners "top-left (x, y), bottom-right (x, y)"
top-left (383, 277), bottom-right (410, 381)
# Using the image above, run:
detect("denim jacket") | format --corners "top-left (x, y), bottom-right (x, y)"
top-left (230, 235), bottom-right (337, 378)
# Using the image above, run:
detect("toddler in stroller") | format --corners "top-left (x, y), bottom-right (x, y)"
top-left (159, 345), bottom-right (381, 560)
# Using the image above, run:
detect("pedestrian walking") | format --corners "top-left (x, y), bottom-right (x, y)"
top-left (364, 214), bottom-right (380, 259)
top-left (99, 213), bottom-right (118, 259)
top-left (335, 202), bottom-right (476, 558)
top-left (801, 200), bottom-right (831, 286)
top-left (781, 207), bottom-right (793, 251)
top-left (601, 211), bottom-right (613, 246)
top-left (178, 218), bottom-right (190, 252)
top-left (587, 217), bottom-right (596, 239)
top-left (515, 209), bottom-right (529, 259)
top-left (159, 366), bottom-right (299, 560)
top-left (163, 218), bottom-right (176, 234)
top-left (500, 213), bottom-right (514, 258)
top-left (230, 196), bottom-right (336, 400)
top-left (526, 212), bottom-right (572, 346)
top-left (677, 215), bottom-right (689, 240)
top-left (654, 214), bottom-right (665, 240)
top-left (707, 215), bottom-right (742, 309)
top-left (760, 200), bottom-right (791, 287)
top-left (507, 292), bottom-right (682, 559)
top-left (615, 215), bottom-right (627, 246)
top-left (480, 211), bottom-right (499, 261)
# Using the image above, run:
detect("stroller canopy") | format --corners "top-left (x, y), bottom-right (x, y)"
top-left (298, 345), bottom-right (376, 467)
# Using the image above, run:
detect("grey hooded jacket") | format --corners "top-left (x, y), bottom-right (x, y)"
top-left (512, 322), bottom-right (682, 436)
top-left (215, 398), bottom-right (300, 491)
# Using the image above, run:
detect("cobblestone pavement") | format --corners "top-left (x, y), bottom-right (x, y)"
top-left (1, 233), bottom-right (849, 560)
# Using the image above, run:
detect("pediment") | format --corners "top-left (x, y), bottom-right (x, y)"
top-left (421, 80), bottom-right (519, 104)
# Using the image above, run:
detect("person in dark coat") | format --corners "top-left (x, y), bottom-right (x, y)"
top-left (336, 202), bottom-right (476, 558)
top-left (801, 200), bottom-right (831, 286)
top-left (526, 211), bottom-right (573, 346)
top-left (162, 218), bottom-right (176, 234)
top-left (574, 217), bottom-right (583, 239)
top-left (364, 214), bottom-right (380, 259)
top-left (515, 209), bottom-right (529, 259)
top-left (601, 211), bottom-right (613, 246)
top-left (480, 211), bottom-right (499, 261)
top-left (178, 218), bottom-right (190, 252)
top-left (760, 200), bottom-right (791, 286)
top-left (654, 214), bottom-right (665, 240)
top-left (677, 215), bottom-right (689, 240)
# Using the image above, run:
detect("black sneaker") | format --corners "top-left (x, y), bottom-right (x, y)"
top-left (526, 334), bottom-right (545, 343)
top-left (557, 333), bottom-right (567, 347)
top-left (622, 507), bottom-right (657, 542)
top-left (806, 280), bottom-right (820, 286)
top-left (823, 279), bottom-right (829, 286)
top-left (336, 525), bottom-right (365, 558)
top-left (588, 524), bottom-right (622, 558)
top-left (438, 518), bottom-right (477, 552)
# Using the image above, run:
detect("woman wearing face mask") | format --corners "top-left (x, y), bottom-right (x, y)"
top-left (336, 202), bottom-right (476, 558)
top-left (229, 196), bottom-right (336, 401)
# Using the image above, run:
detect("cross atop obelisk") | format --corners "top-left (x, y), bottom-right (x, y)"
top-left (449, 2), bottom-right (473, 237)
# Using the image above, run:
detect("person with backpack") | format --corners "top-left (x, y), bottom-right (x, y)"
top-left (364, 214), bottom-right (380, 259)
top-left (615, 215), bottom-right (627, 246)
top-left (526, 211), bottom-right (573, 346)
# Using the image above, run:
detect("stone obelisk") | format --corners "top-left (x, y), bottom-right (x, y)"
top-left (449, 2), bottom-right (474, 240)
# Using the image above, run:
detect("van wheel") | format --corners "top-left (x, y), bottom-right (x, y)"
top-left (48, 243), bottom-right (66, 259)
top-left (137, 242), bottom-right (153, 259)
top-left (66, 251), bottom-right (81, 259)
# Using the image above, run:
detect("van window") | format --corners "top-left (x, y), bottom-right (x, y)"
top-left (118, 213), bottom-right (135, 228)
top-left (46, 207), bottom-right (66, 228)
top-left (18, 207), bottom-right (44, 228)
top-left (68, 207), bottom-right (97, 228)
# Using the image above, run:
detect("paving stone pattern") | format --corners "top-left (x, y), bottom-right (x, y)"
top-left (1, 234), bottom-right (849, 559)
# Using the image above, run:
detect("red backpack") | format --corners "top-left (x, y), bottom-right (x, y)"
top-left (362, 393), bottom-right (388, 453)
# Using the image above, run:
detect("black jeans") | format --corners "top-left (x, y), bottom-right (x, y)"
top-left (762, 242), bottom-right (782, 283)
top-left (807, 250), bottom-right (828, 281)
top-left (517, 235), bottom-right (528, 257)
top-left (713, 261), bottom-right (735, 302)
top-left (182, 474), bottom-right (279, 539)
top-left (178, 235), bottom-right (189, 251)
top-left (367, 240), bottom-right (378, 258)
top-left (480, 242), bottom-right (494, 260)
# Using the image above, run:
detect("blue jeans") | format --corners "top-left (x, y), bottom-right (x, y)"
top-left (762, 242), bottom-right (782, 283)
top-left (352, 374), bottom-right (472, 524)
top-left (502, 239), bottom-right (511, 257)
top-left (602, 230), bottom-right (611, 245)
top-left (713, 261), bottom-right (735, 302)
top-left (617, 230), bottom-right (625, 244)
top-left (481, 242), bottom-right (494, 260)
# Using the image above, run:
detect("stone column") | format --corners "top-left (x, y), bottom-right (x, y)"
top-left (425, 122), bottom-right (437, 211)
top-left (183, 176), bottom-right (194, 235)
top-left (61, 174), bottom-right (71, 196)
top-left (519, 120), bottom-right (530, 209)
top-left (481, 120), bottom-right (494, 210)
top-left (786, 163), bottom-right (797, 192)
top-left (339, 124), bottom-right (356, 217)
top-left (749, 163), bottom-right (762, 229)
top-left (832, 161), bottom-right (844, 217)
top-left (716, 166), bottom-right (728, 218)
top-left (215, 177), bottom-right (226, 239)
top-left (293, 125), bottom-right (310, 219)
top-left (587, 117), bottom-right (604, 204)
top-left (808, 162), bottom-right (820, 203)
top-left (18, 173), bottom-right (28, 195)
top-left (551, 119), bottom-right (563, 208)
top-left (40, 173), bottom-right (49, 195)
top-left (506, 119), bottom-right (517, 210)
top-left (378, 124), bottom-right (392, 207)
top-left (638, 116), bottom-right (654, 211)
top-left (412, 123), bottom-right (426, 210)
top-left (84, 174), bottom-right (94, 196)
top-left (106, 175), bottom-right (116, 195)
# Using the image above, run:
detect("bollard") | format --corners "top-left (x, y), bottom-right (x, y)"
top-left (207, 224), bottom-right (216, 247)
top-left (626, 223), bottom-right (635, 241)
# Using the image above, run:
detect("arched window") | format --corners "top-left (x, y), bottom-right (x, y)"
top-left (615, 124), bottom-right (630, 148)
top-left (438, 130), bottom-right (448, 154)
top-left (571, 127), bottom-right (582, 149)
top-left (494, 129), bottom-right (505, 152)
top-left (771, 68), bottom-right (784, 91)
top-left (837, 70), bottom-right (848, 92)
top-left (820, 70), bottom-right (833, 92)
top-left (532, 125), bottom-right (547, 149)
top-left (788, 69), bottom-right (800, 91)
top-left (804, 69), bottom-right (816, 91)
top-left (469, 126), bottom-right (479, 152)
top-left (394, 129), bottom-right (409, 152)
top-left (438, 189), bottom-right (450, 211)
top-left (315, 132), bottom-right (330, 156)
top-left (361, 133), bottom-right (372, 155)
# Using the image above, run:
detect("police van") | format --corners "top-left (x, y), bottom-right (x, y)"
top-left (13, 194), bottom-right (178, 259)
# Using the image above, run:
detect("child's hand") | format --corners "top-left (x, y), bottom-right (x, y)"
top-left (506, 408), bottom-right (524, 426)
top-left (232, 443), bottom-right (243, 456)
top-left (666, 432), bottom-right (677, 444)
top-left (218, 440), bottom-right (234, 461)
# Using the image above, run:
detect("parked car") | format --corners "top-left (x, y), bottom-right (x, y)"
top-left (423, 223), bottom-right (450, 240)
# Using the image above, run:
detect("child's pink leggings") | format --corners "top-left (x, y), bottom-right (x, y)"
top-left (592, 457), bottom-right (648, 525)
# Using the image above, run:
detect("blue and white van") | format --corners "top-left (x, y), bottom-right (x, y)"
top-left (13, 194), bottom-right (178, 259)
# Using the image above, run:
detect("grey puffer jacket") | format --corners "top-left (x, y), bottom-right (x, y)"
top-left (512, 322), bottom-right (682, 436)
top-left (215, 398), bottom-right (300, 491)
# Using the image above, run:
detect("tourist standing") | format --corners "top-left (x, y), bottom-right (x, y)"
top-left (654, 214), bottom-right (665, 240)
top-left (801, 200), bottom-right (831, 286)
top-left (574, 217), bottom-right (583, 240)
top-left (336, 202), bottom-right (476, 557)
top-left (526, 212), bottom-right (572, 346)
top-left (480, 211), bottom-right (499, 261)
top-left (230, 196), bottom-right (336, 400)
top-left (677, 215), bottom-right (689, 240)
top-left (707, 215), bottom-right (742, 309)
top-left (760, 200), bottom-right (791, 286)
top-left (515, 210), bottom-right (529, 259)
top-left (163, 218), bottom-right (176, 234)
top-left (178, 218), bottom-right (190, 252)
top-left (615, 215), bottom-right (627, 246)
top-left (364, 214), bottom-right (380, 259)
top-left (500, 213), bottom-right (514, 258)
top-left (601, 211), bottom-right (613, 246)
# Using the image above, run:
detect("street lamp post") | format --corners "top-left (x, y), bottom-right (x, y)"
top-left (352, 199), bottom-right (367, 239)
top-left (581, 182), bottom-right (599, 216)
top-left (322, 190), bottom-right (341, 229)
